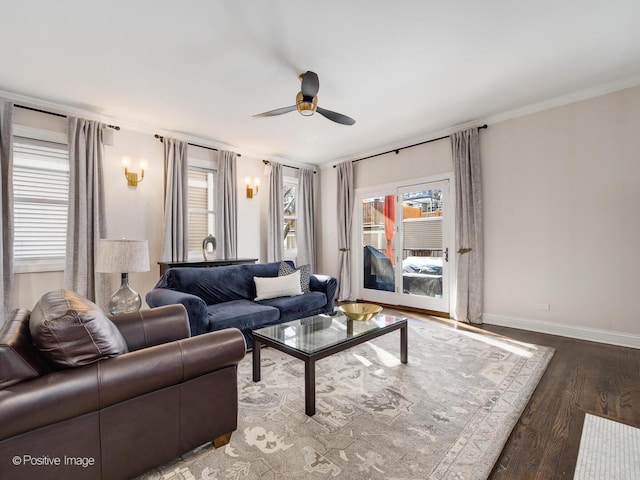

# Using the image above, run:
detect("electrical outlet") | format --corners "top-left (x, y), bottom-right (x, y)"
top-left (535, 303), bottom-right (550, 311)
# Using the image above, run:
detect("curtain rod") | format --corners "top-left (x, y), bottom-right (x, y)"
top-left (154, 134), bottom-right (241, 157)
top-left (262, 159), bottom-right (316, 174)
top-left (15, 104), bottom-right (120, 130)
top-left (333, 124), bottom-right (488, 168)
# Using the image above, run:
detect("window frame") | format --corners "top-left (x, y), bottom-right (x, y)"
top-left (187, 154), bottom-right (218, 261)
top-left (12, 125), bottom-right (69, 274)
top-left (283, 174), bottom-right (298, 260)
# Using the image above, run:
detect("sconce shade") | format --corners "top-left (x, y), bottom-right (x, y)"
top-left (245, 177), bottom-right (260, 199)
top-left (95, 239), bottom-right (150, 273)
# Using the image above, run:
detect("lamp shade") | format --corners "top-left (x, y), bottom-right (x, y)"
top-left (95, 239), bottom-right (150, 273)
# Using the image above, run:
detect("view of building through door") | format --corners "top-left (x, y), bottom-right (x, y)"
top-left (359, 179), bottom-right (450, 313)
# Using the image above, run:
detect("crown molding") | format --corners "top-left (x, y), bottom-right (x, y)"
top-left (6, 74), bottom-right (640, 172)
top-left (483, 75), bottom-right (640, 126)
top-left (323, 75), bottom-right (640, 169)
top-left (0, 88), bottom-right (317, 169)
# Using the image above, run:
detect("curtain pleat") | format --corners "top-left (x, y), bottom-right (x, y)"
top-left (336, 161), bottom-right (354, 301)
top-left (267, 162), bottom-right (283, 262)
top-left (216, 150), bottom-right (237, 259)
top-left (64, 117), bottom-right (108, 306)
top-left (0, 101), bottom-right (14, 320)
top-left (451, 127), bottom-right (483, 324)
top-left (297, 168), bottom-right (316, 271)
top-left (161, 137), bottom-right (189, 262)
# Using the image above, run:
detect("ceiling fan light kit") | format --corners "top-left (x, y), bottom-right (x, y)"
top-left (296, 91), bottom-right (317, 116)
top-left (254, 71), bottom-right (355, 125)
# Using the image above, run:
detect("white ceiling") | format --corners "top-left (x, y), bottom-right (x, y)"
top-left (1, 1), bottom-right (639, 166)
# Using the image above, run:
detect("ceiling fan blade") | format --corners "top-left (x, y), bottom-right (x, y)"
top-left (316, 107), bottom-right (356, 125)
top-left (253, 105), bottom-right (297, 117)
top-left (301, 71), bottom-right (319, 98)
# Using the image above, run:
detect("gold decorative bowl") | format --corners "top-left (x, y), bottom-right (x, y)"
top-left (338, 303), bottom-right (382, 321)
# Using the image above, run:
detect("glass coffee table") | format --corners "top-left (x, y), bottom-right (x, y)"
top-left (252, 311), bottom-right (408, 416)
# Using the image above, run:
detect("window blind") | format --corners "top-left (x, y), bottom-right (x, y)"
top-left (187, 167), bottom-right (215, 255)
top-left (13, 138), bottom-right (69, 262)
top-left (403, 217), bottom-right (443, 250)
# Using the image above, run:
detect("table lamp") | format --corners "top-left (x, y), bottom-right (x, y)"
top-left (96, 239), bottom-right (150, 315)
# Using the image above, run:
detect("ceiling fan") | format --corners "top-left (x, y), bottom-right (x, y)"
top-left (253, 71), bottom-right (355, 125)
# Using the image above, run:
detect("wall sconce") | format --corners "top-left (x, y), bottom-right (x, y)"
top-left (245, 177), bottom-right (260, 198)
top-left (122, 157), bottom-right (147, 187)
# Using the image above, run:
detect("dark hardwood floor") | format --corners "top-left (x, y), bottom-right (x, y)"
top-left (385, 307), bottom-right (640, 480)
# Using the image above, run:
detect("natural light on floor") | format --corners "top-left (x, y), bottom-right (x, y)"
top-left (453, 328), bottom-right (535, 358)
top-left (355, 342), bottom-right (402, 367)
top-left (352, 354), bottom-right (372, 367)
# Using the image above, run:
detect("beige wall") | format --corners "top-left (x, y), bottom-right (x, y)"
top-left (319, 85), bottom-right (640, 344)
top-left (482, 85), bottom-right (640, 341)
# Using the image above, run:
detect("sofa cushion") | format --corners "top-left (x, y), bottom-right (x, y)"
top-left (29, 290), bottom-right (128, 368)
top-left (254, 270), bottom-right (303, 300)
top-left (279, 262), bottom-right (311, 293)
top-left (206, 300), bottom-right (280, 342)
top-left (0, 309), bottom-right (51, 389)
top-left (257, 292), bottom-right (328, 322)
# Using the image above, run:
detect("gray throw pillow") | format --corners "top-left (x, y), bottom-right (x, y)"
top-left (29, 289), bottom-right (128, 368)
top-left (279, 261), bottom-right (311, 293)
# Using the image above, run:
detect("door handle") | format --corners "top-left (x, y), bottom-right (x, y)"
top-left (444, 248), bottom-right (449, 262)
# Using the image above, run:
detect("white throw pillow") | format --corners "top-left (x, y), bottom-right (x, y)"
top-left (254, 270), bottom-right (303, 301)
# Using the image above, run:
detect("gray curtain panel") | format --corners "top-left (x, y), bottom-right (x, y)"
top-left (161, 137), bottom-right (189, 262)
top-left (336, 161), bottom-right (354, 301)
top-left (64, 117), bottom-right (108, 306)
top-left (451, 127), bottom-right (484, 324)
top-left (267, 162), bottom-right (284, 262)
top-left (297, 168), bottom-right (316, 271)
top-left (216, 150), bottom-right (237, 259)
top-left (0, 101), bottom-right (14, 320)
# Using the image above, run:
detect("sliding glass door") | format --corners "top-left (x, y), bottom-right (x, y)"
top-left (361, 192), bottom-right (397, 299)
top-left (359, 178), bottom-right (451, 313)
top-left (397, 180), bottom-right (450, 311)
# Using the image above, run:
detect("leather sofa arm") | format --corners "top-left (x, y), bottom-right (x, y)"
top-left (146, 288), bottom-right (209, 335)
top-left (0, 365), bottom-right (101, 442)
top-left (0, 328), bottom-right (246, 442)
top-left (177, 327), bottom-right (246, 379)
top-left (110, 304), bottom-right (190, 351)
top-left (98, 327), bottom-right (246, 407)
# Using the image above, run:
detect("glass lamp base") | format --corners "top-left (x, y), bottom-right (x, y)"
top-left (108, 273), bottom-right (141, 315)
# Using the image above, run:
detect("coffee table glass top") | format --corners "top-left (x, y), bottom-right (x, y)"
top-left (252, 311), bottom-right (407, 355)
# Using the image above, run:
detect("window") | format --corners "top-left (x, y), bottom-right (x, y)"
top-left (13, 136), bottom-right (69, 273)
top-left (187, 165), bottom-right (216, 260)
top-left (283, 176), bottom-right (298, 258)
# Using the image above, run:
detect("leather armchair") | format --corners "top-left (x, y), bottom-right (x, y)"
top-left (0, 304), bottom-right (246, 480)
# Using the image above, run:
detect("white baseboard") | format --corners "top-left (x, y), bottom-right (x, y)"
top-left (483, 313), bottom-right (640, 350)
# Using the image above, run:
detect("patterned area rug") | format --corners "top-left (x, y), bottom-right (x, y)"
top-left (139, 318), bottom-right (554, 480)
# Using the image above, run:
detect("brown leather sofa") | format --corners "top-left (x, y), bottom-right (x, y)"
top-left (0, 304), bottom-right (246, 480)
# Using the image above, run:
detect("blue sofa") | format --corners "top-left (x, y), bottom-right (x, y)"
top-left (146, 262), bottom-right (337, 347)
